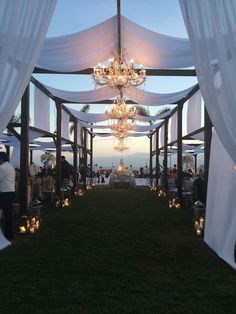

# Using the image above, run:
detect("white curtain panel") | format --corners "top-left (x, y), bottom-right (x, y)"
top-left (34, 87), bottom-right (50, 132)
top-left (10, 143), bottom-right (21, 168)
top-left (205, 129), bottom-right (236, 269)
top-left (0, 0), bottom-right (56, 134)
top-left (180, 0), bottom-right (236, 163)
top-left (186, 89), bottom-right (202, 134)
top-left (121, 16), bottom-right (193, 68)
top-left (77, 121), bottom-right (82, 146)
top-left (169, 112), bottom-right (178, 143)
top-left (45, 83), bottom-right (195, 106)
top-left (152, 133), bottom-right (156, 151)
top-left (37, 16), bottom-right (118, 71)
top-left (159, 125), bottom-right (164, 148)
top-left (61, 110), bottom-right (70, 140)
top-left (45, 84), bottom-right (118, 103)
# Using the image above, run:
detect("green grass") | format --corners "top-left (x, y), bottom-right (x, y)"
top-left (0, 188), bottom-right (235, 314)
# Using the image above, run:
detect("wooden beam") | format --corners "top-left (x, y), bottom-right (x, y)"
top-left (33, 67), bottom-right (196, 77)
top-left (19, 85), bottom-right (30, 215)
top-left (163, 118), bottom-right (169, 192)
top-left (55, 102), bottom-right (62, 197)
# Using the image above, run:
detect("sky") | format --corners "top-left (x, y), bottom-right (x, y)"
top-left (31, 0), bottom-right (199, 169)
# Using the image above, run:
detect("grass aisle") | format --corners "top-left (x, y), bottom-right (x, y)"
top-left (0, 188), bottom-right (235, 314)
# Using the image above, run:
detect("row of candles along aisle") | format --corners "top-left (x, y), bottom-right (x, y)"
top-left (18, 183), bottom-right (96, 234)
top-left (148, 184), bottom-right (205, 236)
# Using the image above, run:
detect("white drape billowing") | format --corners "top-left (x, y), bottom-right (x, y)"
top-left (186, 89), bottom-right (202, 135)
top-left (180, 0), bottom-right (236, 163)
top-left (34, 87), bottom-right (50, 132)
top-left (169, 112), bottom-right (178, 143)
top-left (77, 121), bottom-right (82, 146)
top-left (45, 83), bottom-right (196, 106)
top-left (0, 0), bottom-right (56, 134)
top-left (159, 126), bottom-right (164, 148)
top-left (121, 16), bottom-right (193, 68)
top-left (205, 130), bottom-right (236, 270)
top-left (37, 16), bottom-right (118, 72)
top-left (37, 15), bottom-right (193, 71)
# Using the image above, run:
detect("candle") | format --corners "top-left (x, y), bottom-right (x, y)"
top-left (19, 226), bottom-right (27, 233)
top-left (29, 226), bottom-right (35, 233)
top-left (196, 228), bottom-right (202, 236)
top-left (199, 217), bottom-right (204, 229)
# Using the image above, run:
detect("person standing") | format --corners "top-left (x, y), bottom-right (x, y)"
top-left (0, 152), bottom-right (16, 240)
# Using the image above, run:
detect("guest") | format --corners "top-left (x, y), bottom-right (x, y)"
top-left (61, 156), bottom-right (72, 186)
top-left (0, 152), bottom-right (16, 240)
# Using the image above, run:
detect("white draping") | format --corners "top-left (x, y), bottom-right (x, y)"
top-left (45, 83), bottom-right (195, 106)
top-left (169, 112), bottom-right (178, 143)
top-left (65, 106), bottom-right (176, 123)
top-left (204, 130), bottom-right (236, 269)
top-left (61, 110), bottom-right (70, 140)
top-left (37, 15), bottom-right (193, 71)
top-left (77, 120), bottom-right (82, 146)
top-left (65, 107), bottom-right (108, 122)
top-left (10, 144), bottom-right (20, 168)
top-left (124, 85), bottom-right (195, 106)
top-left (93, 132), bottom-right (151, 138)
top-left (0, 0), bottom-right (56, 134)
top-left (37, 16), bottom-right (118, 72)
top-left (152, 133), bottom-right (156, 151)
top-left (81, 122), bottom-right (162, 132)
top-left (46, 85), bottom-right (117, 103)
top-left (121, 16), bottom-right (193, 68)
top-left (159, 126), bottom-right (164, 148)
top-left (34, 87), bottom-right (50, 132)
top-left (186, 90), bottom-right (202, 134)
top-left (180, 0), bottom-right (236, 163)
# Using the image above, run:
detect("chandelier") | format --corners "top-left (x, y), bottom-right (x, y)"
top-left (114, 138), bottom-right (129, 152)
top-left (92, 53), bottom-right (146, 88)
top-left (111, 119), bottom-right (133, 134)
top-left (106, 95), bottom-right (136, 120)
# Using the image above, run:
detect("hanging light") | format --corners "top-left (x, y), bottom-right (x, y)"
top-left (92, 53), bottom-right (146, 88)
top-left (106, 95), bottom-right (136, 120)
top-left (114, 138), bottom-right (129, 152)
top-left (111, 119), bottom-right (133, 136)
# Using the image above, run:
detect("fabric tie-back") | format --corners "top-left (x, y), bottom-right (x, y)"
top-left (180, 0), bottom-right (236, 163)
top-left (37, 15), bottom-right (193, 71)
top-left (204, 129), bottom-right (236, 270)
top-left (186, 89), bottom-right (202, 135)
top-left (34, 86), bottom-right (50, 132)
top-left (44, 83), bottom-right (196, 106)
top-left (0, 0), bottom-right (56, 134)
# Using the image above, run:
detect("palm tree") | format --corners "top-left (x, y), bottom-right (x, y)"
top-left (156, 106), bottom-right (171, 115)
top-left (135, 105), bottom-right (149, 117)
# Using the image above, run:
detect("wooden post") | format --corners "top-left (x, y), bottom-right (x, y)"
top-left (204, 106), bottom-right (212, 189)
top-left (193, 154), bottom-right (197, 174)
top-left (5, 146), bottom-right (10, 161)
top-left (30, 149), bottom-right (33, 164)
top-left (19, 85), bottom-right (30, 215)
top-left (55, 102), bottom-right (62, 197)
top-left (90, 133), bottom-right (94, 178)
top-left (155, 128), bottom-right (159, 186)
top-left (177, 102), bottom-right (184, 203)
top-left (149, 134), bottom-right (153, 184)
top-left (73, 118), bottom-right (78, 190)
top-left (163, 118), bottom-right (169, 192)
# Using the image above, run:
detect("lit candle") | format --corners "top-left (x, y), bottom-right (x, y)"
top-left (199, 217), bottom-right (204, 229)
top-left (196, 228), bottom-right (201, 236)
top-left (19, 226), bottom-right (27, 233)
top-left (29, 226), bottom-right (35, 233)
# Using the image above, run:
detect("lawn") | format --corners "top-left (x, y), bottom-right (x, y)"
top-left (0, 187), bottom-right (235, 314)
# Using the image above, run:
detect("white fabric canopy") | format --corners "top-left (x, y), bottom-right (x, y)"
top-left (93, 132), bottom-right (151, 138)
top-left (34, 86), bottom-right (50, 132)
top-left (121, 16), bottom-right (193, 68)
top-left (180, 0), bottom-right (236, 163)
top-left (77, 120), bottom-right (82, 146)
top-left (37, 16), bottom-right (118, 72)
top-left (159, 125), bottom-right (164, 148)
top-left (204, 130), bottom-right (236, 269)
top-left (45, 83), bottom-right (196, 106)
top-left (37, 15), bottom-right (193, 71)
top-left (46, 84), bottom-right (117, 103)
top-left (0, 0), bottom-right (56, 134)
top-left (186, 89), bottom-right (202, 134)
top-left (80, 121), bottom-right (162, 132)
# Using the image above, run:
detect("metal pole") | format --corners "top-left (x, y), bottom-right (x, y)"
top-left (20, 84), bottom-right (30, 215)
top-left (55, 102), bottom-right (62, 197)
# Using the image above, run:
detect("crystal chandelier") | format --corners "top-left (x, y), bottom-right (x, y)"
top-left (92, 53), bottom-right (146, 88)
top-left (114, 138), bottom-right (129, 152)
top-left (111, 119), bottom-right (133, 134)
top-left (106, 95), bottom-right (136, 120)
